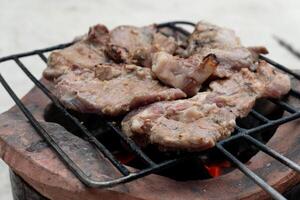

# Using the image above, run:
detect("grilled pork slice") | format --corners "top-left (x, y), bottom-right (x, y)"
top-left (202, 47), bottom-right (268, 78)
top-left (122, 62), bottom-right (291, 151)
top-left (185, 21), bottom-right (268, 56)
top-left (121, 92), bottom-right (238, 151)
top-left (186, 21), bottom-right (241, 54)
top-left (187, 21), bottom-right (268, 75)
top-left (152, 47), bottom-right (267, 92)
top-left (151, 21), bottom-right (268, 95)
top-left (54, 64), bottom-right (186, 116)
top-left (256, 61), bottom-right (291, 98)
top-left (106, 25), bottom-right (177, 67)
top-left (43, 24), bottom-right (111, 80)
top-left (152, 52), bottom-right (218, 96)
top-left (122, 92), bottom-right (236, 151)
top-left (209, 60), bottom-right (291, 117)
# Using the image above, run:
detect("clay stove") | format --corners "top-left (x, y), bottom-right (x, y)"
top-left (0, 21), bottom-right (300, 200)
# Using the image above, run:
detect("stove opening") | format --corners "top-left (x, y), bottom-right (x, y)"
top-left (43, 98), bottom-right (284, 181)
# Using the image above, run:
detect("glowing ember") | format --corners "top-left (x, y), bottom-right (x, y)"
top-left (115, 152), bottom-right (136, 164)
top-left (204, 161), bottom-right (231, 177)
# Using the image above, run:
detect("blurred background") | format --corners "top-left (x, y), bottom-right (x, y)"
top-left (0, 0), bottom-right (300, 199)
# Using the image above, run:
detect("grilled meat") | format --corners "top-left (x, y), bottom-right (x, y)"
top-left (54, 63), bottom-right (186, 116)
top-left (106, 25), bottom-right (177, 67)
top-left (43, 24), bottom-right (110, 80)
top-left (209, 60), bottom-right (291, 116)
top-left (152, 52), bottom-right (218, 96)
top-left (43, 21), bottom-right (291, 151)
top-left (122, 92), bottom-right (236, 151)
top-left (256, 60), bottom-right (291, 98)
top-left (151, 21), bottom-right (268, 95)
top-left (122, 61), bottom-right (291, 151)
top-left (186, 21), bottom-right (241, 54)
top-left (201, 47), bottom-right (268, 77)
top-left (44, 23), bottom-right (184, 116)
top-left (186, 21), bottom-right (269, 77)
top-left (151, 47), bottom-right (268, 96)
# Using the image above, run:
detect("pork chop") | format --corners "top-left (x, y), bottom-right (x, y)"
top-left (152, 52), bottom-right (218, 96)
top-left (151, 21), bottom-right (268, 95)
top-left (54, 63), bottom-right (186, 116)
top-left (122, 62), bottom-right (291, 151)
top-left (186, 21), bottom-right (241, 55)
top-left (106, 25), bottom-right (177, 67)
top-left (43, 24), bottom-right (111, 80)
top-left (209, 60), bottom-right (291, 117)
top-left (122, 92), bottom-right (236, 151)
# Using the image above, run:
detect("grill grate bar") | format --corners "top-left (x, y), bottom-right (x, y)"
top-left (38, 53), bottom-right (48, 63)
top-left (216, 144), bottom-right (287, 200)
top-left (235, 125), bottom-right (246, 132)
top-left (290, 89), bottom-right (300, 98)
top-left (13, 58), bottom-right (131, 176)
top-left (0, 74), bottom-right (106, 187)
top-left (260, 55), bottom-right (300, 80)
top-left (37, 54), bottom-right (156, 166)
top-left (105, 120), bottom-right (156, 166)
top-left (249, 110), bottom-right (270, 123)
top-left (0, 70), bottom-right (188, 186)
top-left (0, 42), bottom-right (73, 63)
top-left (22, 54), bottom-right (156, 167)
top-left (269, 99), bottom-right (297, 113)
top-left (157, 21), bottom-right (196, 28)
top-left (157, 21), bottom-right (196, 36)
top-left (162, 24), bottom-right (191, 36)
top-left (243, 134), bottom-right (300, 173)
top-left (220, 112), bottom-right (300, 146)
top-left (244, 112), bottom-right (300, 135)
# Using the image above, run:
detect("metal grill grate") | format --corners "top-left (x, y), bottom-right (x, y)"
top-left (1, 21), bottom-right (300, 200)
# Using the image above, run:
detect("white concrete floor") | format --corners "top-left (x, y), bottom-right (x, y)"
top-left (0, 0), bottom-right (300, 199)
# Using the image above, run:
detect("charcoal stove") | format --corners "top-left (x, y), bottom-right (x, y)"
top-left (1, 21), bottom-right (300, 200)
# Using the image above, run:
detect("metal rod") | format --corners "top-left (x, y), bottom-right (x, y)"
top-left (270, 99), bottom-right (297, 113)
top-left (260, 55), bottom-right (300, 80)
top-left (16, 57), bottom-right (155, 167)
top-left (0, 73), bottom-right (186, 188)
top-left (105, 120), bottom-right (156, 166)
top-left (0, 74), bottom-right (103, 186)
top-left (216, 144), bottom-right (287, 200)
top-left (290, 89), bottom-right (300, 98)
top-left (244, 112), bottom-right (300, 135)
top-left (167, 24), bottom-right (191, 36)
top-left (273, 36), bottom-right (300, 60)
top-left (220, 112), bottom-right (300, 145)
top-left (38, 53), bottom-right (48, 63)
top-left (157, 21), bottom-right (196, 28)
top-left (235, 125), bottom-right (246, 132)
top-left (250, 110), bottom-right (270, 123)
top-left (243, 134), bottom-right (300, 173)
top-left (0, 42), bottom-right (73, 63)
top-left (14, 58), bottom-right (130, 175)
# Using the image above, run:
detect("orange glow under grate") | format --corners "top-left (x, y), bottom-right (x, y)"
top-left (204, 161), bottom-right (231, 177)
